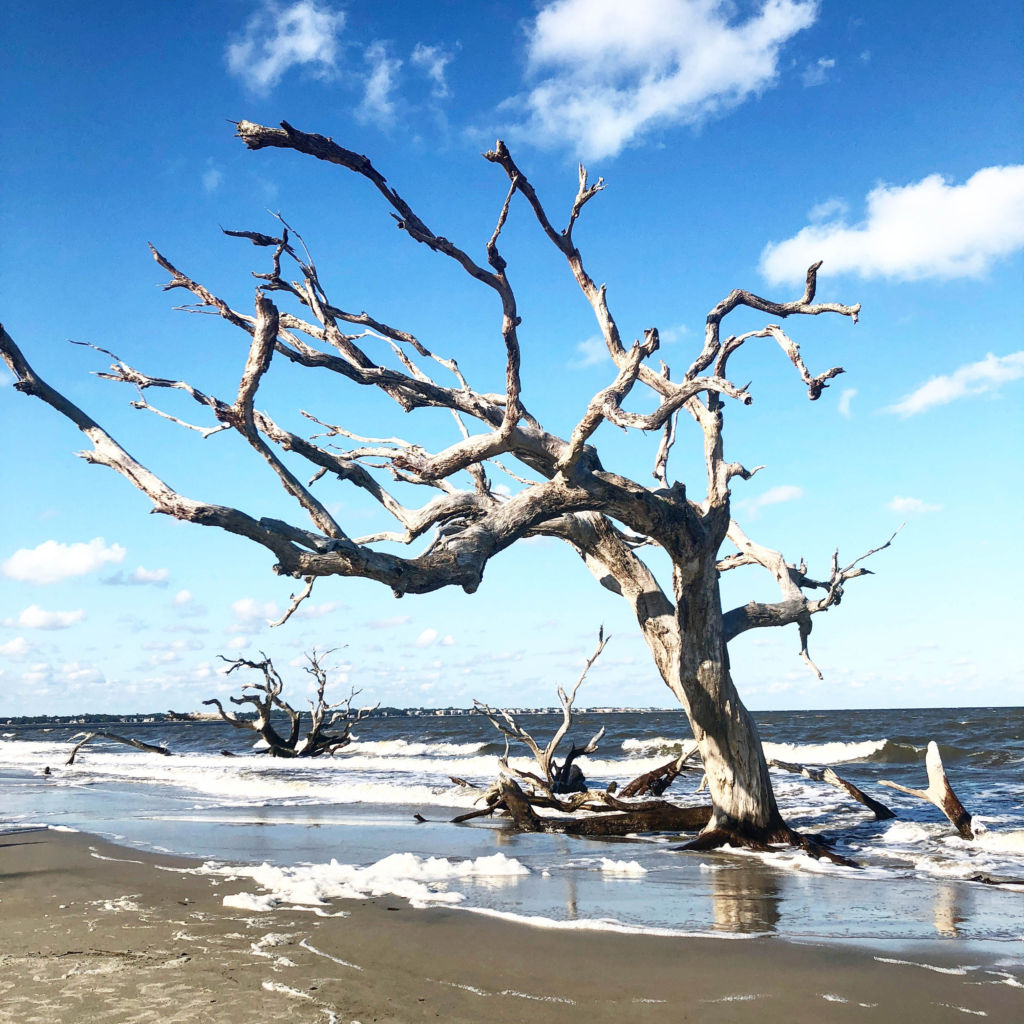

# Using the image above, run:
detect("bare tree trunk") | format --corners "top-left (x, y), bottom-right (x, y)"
top-left (654, 558), bottom-right (785, 842)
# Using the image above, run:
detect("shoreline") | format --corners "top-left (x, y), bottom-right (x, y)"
top-left (2, 828), bottom-right (1021, 1022)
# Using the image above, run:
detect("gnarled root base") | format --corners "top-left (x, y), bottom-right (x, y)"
top-left (456, 776), bottom-right (713, 836)
top-left (678, 824), bottom-right (860, 868)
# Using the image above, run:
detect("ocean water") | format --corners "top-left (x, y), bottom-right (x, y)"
top-left (2, 706), bottom-right (1023, 949)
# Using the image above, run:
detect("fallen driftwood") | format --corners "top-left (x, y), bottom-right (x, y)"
top-left (66, 731), bottom-right (171, 766)
top-left (618, 742), bottom-right (700, 798)
top-left (496, 777), bottom-right (712, 836)
top-left (879, 741), bottom-right (976, 839)
top-left (769, 758), bottom-right (895, 820)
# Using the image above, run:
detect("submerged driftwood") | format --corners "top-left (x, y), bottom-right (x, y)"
top-left (880, 741), bottom-right (976, 839)
top-left (769, 757), bottom-right (895, 820)
top-left (66, 731), bottom-right (171, 766)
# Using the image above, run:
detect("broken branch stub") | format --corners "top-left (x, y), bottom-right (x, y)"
top-left (879, 741), bottom-right (976, 839)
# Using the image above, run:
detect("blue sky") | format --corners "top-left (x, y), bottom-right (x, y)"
top-left (1, 1), bottom-right (1022, 715)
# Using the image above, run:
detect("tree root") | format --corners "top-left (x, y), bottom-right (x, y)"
top-left (677, 824), bottom-right (860, 868)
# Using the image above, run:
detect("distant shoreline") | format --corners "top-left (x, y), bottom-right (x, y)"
top-left (5, 703), bottom-right (1022, 728)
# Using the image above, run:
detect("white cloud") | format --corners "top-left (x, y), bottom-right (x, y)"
top-left (295, 600), bottom-right (348, 619)
top-left (760, 165), bottom-right (1024, 284)
top-left (0, 637), bottom-right (30, 657)
top-left (801, 56), bottom-right (834, 87)
top-left (888, 496), bottom-right (942, 514)
top-left (837, 387), bottom-right (857, 418)
top-left (414, 627), bottom-right (439, 648)
top-left (105, 566), bottom-right (169, 586)
top-left (807, 197), bottom-right (848, 222)
top-left (357, 42), bottom-right (402, 125)
top-left (230, 596), bottom-right (281, 630)
top-left (11, 605), bottom-right (85, 630)
top-left (658, 324), bottom-right (690, 345)
top-left (410, 43), bottom-right (452, 99)
top-left (202, 164), bottom-right (223, 193)
top-left (2, 537), bottom-right (125, 584)
top-left (174, 589), bottom-right (193, 606)
top-left (884, 352), bottom-right (1024, 417)
top-left (736, 484), bottom-right (803, 518)
top-left (516, 0), bottom-right (818, 159)
top-left (367, 615), bottom-right (412, 630)
top-left (569, 336), bottom-right (608, 369)
top-left (226, 0), bottom-right (345, 95)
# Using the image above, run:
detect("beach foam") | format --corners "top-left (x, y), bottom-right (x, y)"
top-left (201, 851), bottom-right (530, 910)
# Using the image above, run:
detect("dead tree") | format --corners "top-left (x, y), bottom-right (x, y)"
top-left (66, 731), bottom-right (171, 765)
top-left (475, 630), bottom-right (608, 795)
top-left (880, 742), bottom-right (976, 839)
top-left (618, 742), bottom-right (700, 799)
top-left (769, 758), bottom-right (895, 820)
top-left (204, 651), bottom-right (377, 757)
top-left (0, 119), bottom-right (891, 853)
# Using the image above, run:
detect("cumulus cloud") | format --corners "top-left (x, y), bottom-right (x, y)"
top-left (884, 352), bottom-right (1024, 417)
top-left (888, 496), bottom-right (942, 514)
top-left (0, 637), bottom-right (30, 657)
top-left (736, 484), bottom-right (803, 517)
top-left (357, 42), bottom-right (402, 124)
top-left (105, 566), bottom-right (169, 587)
top-left (174, 589), bottom-right (193, 607)
top-left (414, 628), bottom-right (439, 648)
top-left (229, 596), bottom-right (281, 631)
top-left (226, 0), bottom-right (345, 95)
top-left (516, 0), bottom-right (817, 159)
top-left (10, 605), bottom-right (85, 630)
top-left (760, 165), bottom-right (1024, 284)
top-left (2, 537), bottom-right (125, 584)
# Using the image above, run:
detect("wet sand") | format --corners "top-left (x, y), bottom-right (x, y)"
top-left (1, 828), bottom-right (1021, 1023)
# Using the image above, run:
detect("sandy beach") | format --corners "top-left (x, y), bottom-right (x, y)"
top-left (1, 828), bottom-right (1021, 1023)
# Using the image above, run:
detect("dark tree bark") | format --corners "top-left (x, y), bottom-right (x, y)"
top-left (0, 119), bottom-right (892, 853)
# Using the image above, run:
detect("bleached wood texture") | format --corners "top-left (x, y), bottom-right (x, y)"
top-left (0, 120), bottom-right (888, 852)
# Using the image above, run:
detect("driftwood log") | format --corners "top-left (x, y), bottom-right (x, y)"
top-left (769, 758), bottom-right (895, 820)
top-left (618, 742), bottom-right (700, 798)
top-left (66, 731), bottom-right (171, 766)
top-left (495, 777), bottom-right (712, 836)
top-left (879, 741), bottom-right (976, 839)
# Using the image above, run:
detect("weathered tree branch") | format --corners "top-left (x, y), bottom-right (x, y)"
top-left (1, 122), bottom-right (875, 856)
top-left (769, 758), bottom-right (895, 820)
top-left (880, 742), bottom-right (976, 839)
top-left (66, 731), bottom-right (171, 766)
